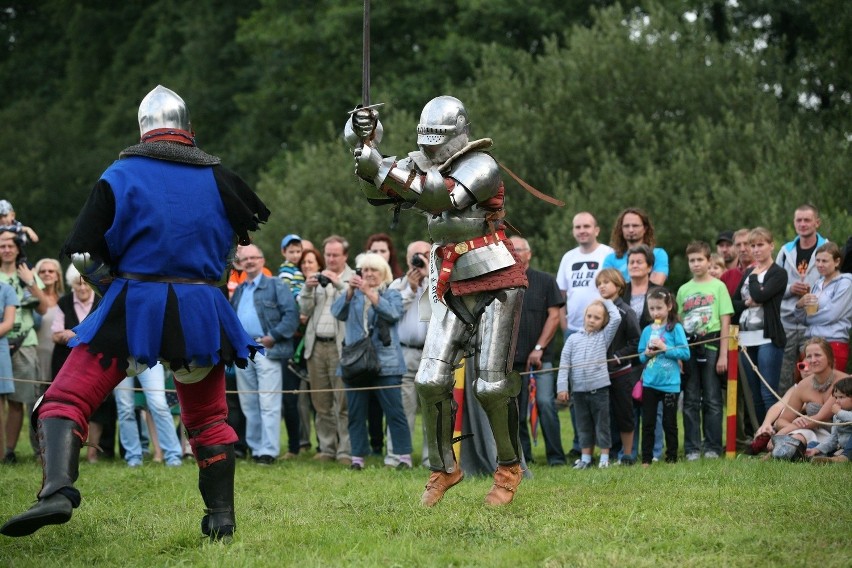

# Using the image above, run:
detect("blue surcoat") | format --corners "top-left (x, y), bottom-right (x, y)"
top-left (70, 156), bottom-right (256, 370)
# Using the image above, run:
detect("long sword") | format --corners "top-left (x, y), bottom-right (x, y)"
top-left (362, 0), bottom-right (370, 108)
top-left (347, 1), bottom-right (383, 134)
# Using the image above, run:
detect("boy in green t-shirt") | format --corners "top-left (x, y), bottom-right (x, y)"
top-left (676, 241), bottom-right (734, 460)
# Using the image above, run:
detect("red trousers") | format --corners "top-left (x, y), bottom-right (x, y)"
top-left (39, 346), bottom-right (237, 453)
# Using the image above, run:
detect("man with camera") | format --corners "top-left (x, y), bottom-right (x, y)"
top-left (385, 240), bottom-right (431, 468)
top-left (0, 231), bottom-right (49, 464)
top-left (299, 235), bottom-right (354, 464)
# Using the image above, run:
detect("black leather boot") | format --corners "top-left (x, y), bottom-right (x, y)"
top-left (1, 418), bottom-right (83, 537)
top-left (197, 444), bottom-right (236, 541)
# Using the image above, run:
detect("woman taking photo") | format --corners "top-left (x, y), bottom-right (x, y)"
top-left (732, 227), bottom-right (788, 423)
top-left (331, 253), bottom-right (411, 470)
top-left (33, 258), bottom-right (64, 390)
top-left (795, 242), bottom-right (852, 373)
top-left (294, 248), bottom-right (324, 453)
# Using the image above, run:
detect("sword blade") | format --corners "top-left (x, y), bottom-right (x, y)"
top-left (362, 0), bottom-right (370, 107)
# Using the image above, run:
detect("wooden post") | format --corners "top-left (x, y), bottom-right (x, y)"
top-left (452, 357), bottom-right (465, 459)
top-left (725, 326), bottom-right (739, 458)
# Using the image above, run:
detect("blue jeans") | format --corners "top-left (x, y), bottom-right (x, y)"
top-left (517, 362), bottom-right (566, 465)
top-left (115, 364), bottom-right (182, 464)
top-left (683, 349), bottom-right (723, 455)
top-left (236, 354), bottom-right (283, 458)
top-left (740, 343), bottom-right (784, 424)
top-left (346, 375), bottom-right (411, 458)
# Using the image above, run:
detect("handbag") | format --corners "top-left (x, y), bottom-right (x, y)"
top-left (339, 334), bottom-right (380, 386)
top-left (631, 378), bottom-right (643, 403)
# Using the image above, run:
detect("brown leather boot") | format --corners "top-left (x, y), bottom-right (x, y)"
top-left (420, 467), bottom-right (464, 507)
top-left (484, 463), bottom-right (523, 506)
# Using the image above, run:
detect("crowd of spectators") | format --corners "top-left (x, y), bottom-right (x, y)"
top-left (1, 201), bottom-right (849, 469)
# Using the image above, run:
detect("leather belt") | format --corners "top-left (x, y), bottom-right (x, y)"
top-left (119, 272), bottom-right (220, 286)
top-left (314, 336), bottom-right (336, 343)
top-left (435, 229), bottom-right (507, 301)
top-left (609, 365), bottom-right (633, 379)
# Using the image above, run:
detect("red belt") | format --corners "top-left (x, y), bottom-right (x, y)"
top-left (435, 229), bottom-right (507, 301)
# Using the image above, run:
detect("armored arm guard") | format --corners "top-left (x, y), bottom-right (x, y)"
top-left (71, 252), bottom-right (113, 297)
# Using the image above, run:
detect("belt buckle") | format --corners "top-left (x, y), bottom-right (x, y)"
top-left (454, 242), bottom-right (469, 255)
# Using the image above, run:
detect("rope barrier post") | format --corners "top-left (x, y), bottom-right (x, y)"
top-left (725, 326), bottom-right (740, 459)
top-left (452, 357), bottom-right (466, 460)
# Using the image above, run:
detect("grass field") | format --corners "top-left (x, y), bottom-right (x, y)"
top-left (1, 415), bottom-right (850, 567)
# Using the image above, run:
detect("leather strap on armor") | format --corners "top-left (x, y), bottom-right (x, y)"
top-left (187, 419), bottom-right (226, 439)
top-left (197, 451), bottom-right (228, 469)
top-left (496, 159), bottom-right (565, 207)
top-left (435, 229), bottom-right (508, 301)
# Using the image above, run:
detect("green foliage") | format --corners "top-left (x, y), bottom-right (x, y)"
top-left (0, 1), bottom-right (848, 279)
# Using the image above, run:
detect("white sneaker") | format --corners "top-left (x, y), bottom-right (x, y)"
top-left (704, 451), bottom-right (720, 459)
top-left (598, 461), bottom-right (610, 469)
top-left (686, 452), bottom-right (701, 462)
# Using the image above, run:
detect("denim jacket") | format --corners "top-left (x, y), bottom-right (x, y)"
top-left (331, 287), bottom-right (405, 377)
top-left (231, 275), bottom-right (299, 360)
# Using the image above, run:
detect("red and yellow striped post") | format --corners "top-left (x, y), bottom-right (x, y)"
top-left (725, 326), bottom-right (739, 459)
top-left (452, 357), bottom-right (466, 459)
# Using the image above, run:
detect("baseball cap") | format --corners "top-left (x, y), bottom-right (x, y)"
top-left (281, 234), bottom-right (302, 249)
top-left (715, 231), bottom-right (734, 245)
top-left (0, 200), bottom-right (13, 216)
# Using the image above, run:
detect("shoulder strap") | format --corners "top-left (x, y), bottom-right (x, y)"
top-left (495, 160), bottom-right (565, 207)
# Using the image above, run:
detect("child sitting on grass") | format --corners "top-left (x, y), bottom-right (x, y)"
top-left (557, 299), bottom-right (621, 469)
top-left (807, 376), bottom-right (852, 464)
top-left (638, 288), bottom-right (690, 466)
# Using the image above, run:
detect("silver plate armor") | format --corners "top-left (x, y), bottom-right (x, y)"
top-left (71, 252), bottom-right (113, 297)
top-left (138, 85), bottom-right (191, 138)
top-left (345, 97), bottom-right (526, 477)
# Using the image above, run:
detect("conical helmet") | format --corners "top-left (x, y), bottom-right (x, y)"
top-left (138, 85), bottom-right (191, 138)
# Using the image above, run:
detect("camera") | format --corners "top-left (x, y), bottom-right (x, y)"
top-left (315, 274), bottom-right (331, 287)
top-left (411, 254), bottom-right (426, 269)
top-left (355, 268), bottom-right (362, 277)
top-left (797, 361), bottom-right (809, 373)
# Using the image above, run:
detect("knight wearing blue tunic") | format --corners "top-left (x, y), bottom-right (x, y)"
top-left (2, 85), bottom-right (267, 542)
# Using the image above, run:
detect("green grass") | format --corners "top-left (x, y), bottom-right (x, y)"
top-left (1, 409), bottom-right (851, 567)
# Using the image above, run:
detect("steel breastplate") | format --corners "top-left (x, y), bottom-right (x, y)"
top-left (427, 207), bottom-right (489, 243)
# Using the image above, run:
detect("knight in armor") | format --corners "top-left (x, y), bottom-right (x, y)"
top-left (346, 96), bottom-right (528, 506)
top-left (1, 86), bottom-right (269, 540)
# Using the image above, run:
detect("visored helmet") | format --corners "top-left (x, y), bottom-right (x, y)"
top-left (138, 85), bottom-right (191, 139)
top-left (417, 96), bottom-right (470, 164)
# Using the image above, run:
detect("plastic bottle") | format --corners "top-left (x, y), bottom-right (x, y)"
top-left (649, 319), bottom-right (664, 351)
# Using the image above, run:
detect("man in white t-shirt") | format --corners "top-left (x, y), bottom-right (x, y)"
top-left (556, 212), bottom-right (614, 333)
top-left (555, 212), bottom-right (613, 460)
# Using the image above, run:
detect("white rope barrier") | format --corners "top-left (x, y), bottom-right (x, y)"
top-left (2, 334), bottom-right (848, 428)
